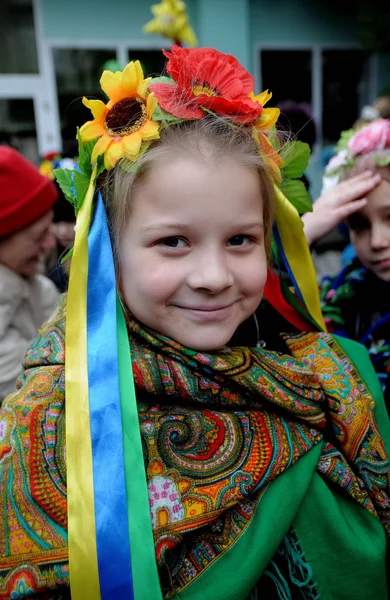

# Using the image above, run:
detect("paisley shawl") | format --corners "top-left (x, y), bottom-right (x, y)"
top-left (0, 295), bottom-right (389, 599)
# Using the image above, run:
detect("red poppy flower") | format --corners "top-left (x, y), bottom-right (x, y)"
top-left (149, 46), bottom-right (263, 124)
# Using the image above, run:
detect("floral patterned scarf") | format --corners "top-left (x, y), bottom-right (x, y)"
top-left (0, 298), bottom-right (389, 599)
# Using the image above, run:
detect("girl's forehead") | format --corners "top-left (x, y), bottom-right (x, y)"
top-left (129, 161), bottom-right (264, 227)
top-left (362, 179), bottom-right (390, 214)
top-left (136, 158), bottom-right (262, 202)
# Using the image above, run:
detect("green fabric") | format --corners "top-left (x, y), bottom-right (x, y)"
top-left (294, 472), bottom-right (388, 600)
top-left (293, 336), bottom-right (389, 600)
top-left (178, 335), bottom-right (390, 600)
top-left (178, 444), bottom-right (322, 600)
top-left (117, 299), bottom-right (162, 600)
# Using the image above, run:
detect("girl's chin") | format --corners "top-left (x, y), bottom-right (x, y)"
top-left (168, 327), bottom-right (236, 351)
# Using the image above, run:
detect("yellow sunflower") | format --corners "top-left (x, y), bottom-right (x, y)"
top-left (250, 90), bottom-right (280, 132)
top-left (248, 89), bottom-right (283, 181)
top-left (79, 61), bottom-right (160, 170)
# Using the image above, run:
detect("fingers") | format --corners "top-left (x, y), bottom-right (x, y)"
top-left (315, 171), bottom-right (379, 210)
top-left (335, 197), bottom-right (367, 220)
top-left (348, 170), bottom-right (375, 181)
top-left (337, 172), bottom-right (381, 204)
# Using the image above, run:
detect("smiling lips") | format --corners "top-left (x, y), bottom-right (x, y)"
top-left (372, 258), bottom-right (390, 270)
top-left (173, 302), bottom-right (238, 321)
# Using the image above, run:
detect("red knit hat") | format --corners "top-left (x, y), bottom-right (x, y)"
top-left (0, 146), bottom-right (58, 237)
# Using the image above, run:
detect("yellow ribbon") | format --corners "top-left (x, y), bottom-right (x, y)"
top-left (274, 186), bottom-right (326, 331)
top-left (65, 167), bottom-right (101, 599)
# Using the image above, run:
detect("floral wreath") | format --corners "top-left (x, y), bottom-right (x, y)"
top-left (55, 46), bottom-right (312, 219)
top-left (323, 118), bottom-right (390, 190)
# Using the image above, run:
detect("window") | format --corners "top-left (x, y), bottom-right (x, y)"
top-left (322, 50), bottom-right (370, 144)
top-left (53, 48), bottom-right (116, 154)
top-left (127, 50), bottom-right (166, 78)
top-left (0, 0), bottom-right (38, 74)
top-left (0, 99), bottom-right (38, 163)
top-left (259, 47), bottom-right (373, 146)
top-left (261, 50), bottom-right (312, 105)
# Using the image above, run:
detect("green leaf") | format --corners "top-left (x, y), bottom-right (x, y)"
top-left (281, 141), bottom-right (310, 179)
top-left (324, 159), bottom-right (353, 179)
top-left (73, 170), bottom-right (91, 212)
top-left (152, 103), bottom-right (182, 122)
top-left (76, 128), bottom-right (94, 174)
top-left (280, 180), bottom-right (313, 214)
top-left (149, 76), bottom-right (175, 86)
top-left (119, 142), bottom-right (152, 173)
top-left (376, 154), bottom-right (390, 167)
top-left (96, 154), bottom-right (106, 177)
top-left (60, 247), bottom-right (73, 264)
top-left (336, 128), bottom-right (355, 152)
top-left (54, 168), bottom-right (77, 206)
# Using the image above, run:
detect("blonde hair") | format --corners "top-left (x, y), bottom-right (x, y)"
top-left (103, 117), bottom-right (276, 260)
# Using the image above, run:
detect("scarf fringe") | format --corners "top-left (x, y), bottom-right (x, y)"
top-left (249, 531), bottom-right (320, 600)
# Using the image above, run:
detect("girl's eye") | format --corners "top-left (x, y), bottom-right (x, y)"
top-left (159, 237), bottom-right (186, 248)
top-left (347, 215), bottom-right (369, 234)
top-left (227, 235), bottom-right (252, 247)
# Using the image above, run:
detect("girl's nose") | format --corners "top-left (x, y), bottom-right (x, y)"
top-left (187, 250), bottom-right (234, 293)
top-left (371, 223), bottom-right (390, 250)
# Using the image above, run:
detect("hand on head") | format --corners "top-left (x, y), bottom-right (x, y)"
top-left (302, 171), bottom-right (381, 246)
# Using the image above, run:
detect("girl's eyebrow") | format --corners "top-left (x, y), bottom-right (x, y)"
top-left (140, 223), bottom-right (192, 233)
top-left (140, 222), bottom-right (264, 233)
top-left (236, 223), bottom-right (264, 230)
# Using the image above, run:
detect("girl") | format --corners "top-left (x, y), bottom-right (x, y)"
top-left (303, 119), bottom-right (390, 404)
top-left (0, 47), bottom-right (389, 600)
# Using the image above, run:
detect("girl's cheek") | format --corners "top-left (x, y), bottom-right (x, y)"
top-left (142, 267), bottom-right (182, 297)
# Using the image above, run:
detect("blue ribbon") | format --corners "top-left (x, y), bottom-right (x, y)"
top-left (87, 191), bottom-right (135, 599)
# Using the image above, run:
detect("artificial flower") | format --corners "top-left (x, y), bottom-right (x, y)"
top-left (143, 0), bottom-right (197, 47)
top-left (80, 61), bottom-right (160, 169)
top-left (321, 149), bottom-right (351, 191)
top-left (252, 129), bottom-right (283, 182)
top-left (39, 155), bottom-right (76, 180)
top-left (39, 160), bottom-right (55, 179)
top-left (250, 90), bottom-right (280, 132)
top-left (348, 119), bottom-right (390, 156)
top-left (149, 46), bottom-right (263, 123)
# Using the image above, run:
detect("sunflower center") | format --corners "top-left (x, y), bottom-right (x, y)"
top-left (191, 79), bottom-right (218, 97)
top-left (105, 97), bottom-right (147, 137)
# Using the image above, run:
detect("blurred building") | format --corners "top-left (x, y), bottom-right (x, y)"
top-left (0, 0), bottom-right (389, 164)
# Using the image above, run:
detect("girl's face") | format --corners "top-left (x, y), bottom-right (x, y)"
top-left (119, 157), bottom-right (268, 351)
top-left (347, 179), bottom-right (390, 282)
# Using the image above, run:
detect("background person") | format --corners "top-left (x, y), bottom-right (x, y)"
top-left (0, 146), bottom-right (59, 401)
top-left (303, 119), bottom-right (390, 402)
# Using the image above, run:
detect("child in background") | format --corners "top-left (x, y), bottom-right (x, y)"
top-left (40, 154), bottom-right (76, 291)
top-left (303, 119), bottom-right (390, 402)
top-left (0, 48), bottom-right (389, 599)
